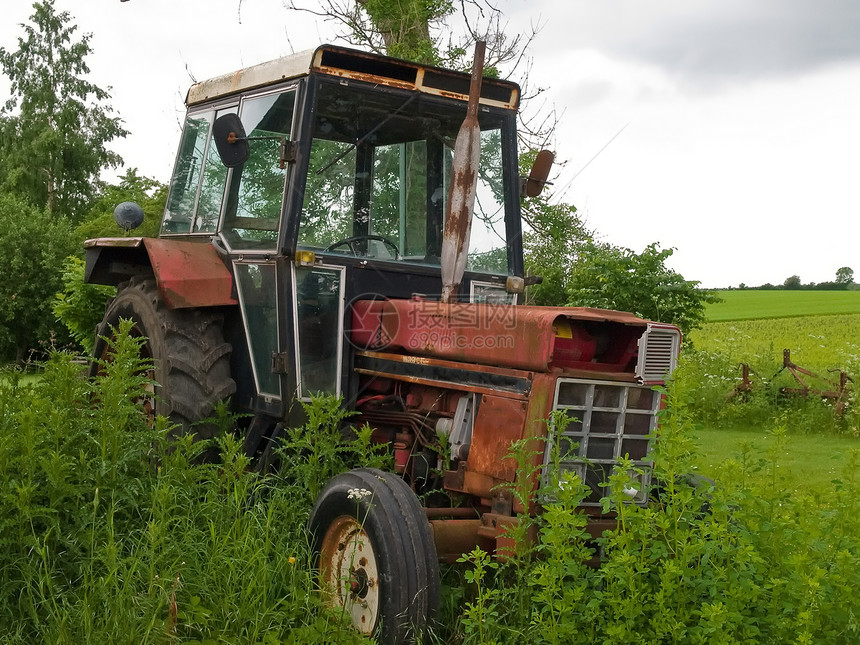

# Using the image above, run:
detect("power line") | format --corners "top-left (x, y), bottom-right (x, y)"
top-left (552, 120), bottom-right (632, 203)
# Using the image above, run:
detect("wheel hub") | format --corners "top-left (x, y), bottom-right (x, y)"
top-left (320, 516), bottom-right (380, 634)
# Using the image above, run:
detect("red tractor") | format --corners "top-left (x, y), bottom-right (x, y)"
top-left (85, 45), bottom-right (681, 642)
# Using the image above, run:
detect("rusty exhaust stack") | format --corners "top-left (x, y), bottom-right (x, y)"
top-left (440, 41), bottom-right (486, 305)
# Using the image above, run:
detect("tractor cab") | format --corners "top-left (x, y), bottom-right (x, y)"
top-left (156, 45), bottom-right (525, 418)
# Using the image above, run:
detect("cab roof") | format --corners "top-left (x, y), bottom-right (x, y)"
top-left (186, 44), bottom-right (520, 110)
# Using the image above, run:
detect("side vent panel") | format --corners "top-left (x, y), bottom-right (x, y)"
top-left (635, 324), bottom-right (681, 384)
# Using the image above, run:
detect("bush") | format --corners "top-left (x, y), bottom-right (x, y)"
top-left (0, 191), bottom-right (76, 362)
top-left (565, 242), bottom-right (719, 336)
top-left (0, 324), bottom-right (365, 643)
top-left (53, 256), bottom-right (116, 353)
top-left (454, 382), bottom-right (860, 644)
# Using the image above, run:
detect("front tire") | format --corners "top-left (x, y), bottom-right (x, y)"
top-left (309, 468), bottom-right (439, 644)
top-left (91, 276), bottom-right (236, 438)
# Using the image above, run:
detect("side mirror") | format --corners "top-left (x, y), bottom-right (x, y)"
top-left (213, 113), bottom-right (250, 168)
top-left (524, 149), bottom-right (554, 197)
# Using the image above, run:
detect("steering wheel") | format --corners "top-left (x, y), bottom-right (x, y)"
top-left (325, 234), bottom-right (400, 260)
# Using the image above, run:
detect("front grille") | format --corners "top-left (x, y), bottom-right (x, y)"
top-left (544, 379), bottom-right (660, 505)
top-left (636, 324), bottom-right (680, 383)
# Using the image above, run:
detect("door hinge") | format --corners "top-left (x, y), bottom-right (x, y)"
top-left (271, 352), bottom-right (290, 375)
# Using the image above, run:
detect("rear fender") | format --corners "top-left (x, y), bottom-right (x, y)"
top-left (84, 237), bottom-right (238, 309)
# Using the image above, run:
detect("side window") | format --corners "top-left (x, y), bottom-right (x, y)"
top-left (162, 108), bottom-right (235, 235)
top-left (234, 262), bottom-right (280, 398)
top-left (294, 265), bottom-right (343, 398)
top-left (223, 90), bottom-right (297, 251)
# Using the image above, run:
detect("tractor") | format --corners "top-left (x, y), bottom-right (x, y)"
top-left (84, 44), bottom-right (681, 643)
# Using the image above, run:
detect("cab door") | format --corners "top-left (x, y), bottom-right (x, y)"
top-left (220, 87), bottom-right (299, 414)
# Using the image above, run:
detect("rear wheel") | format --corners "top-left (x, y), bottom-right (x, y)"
top-left (309, 468), bottom-right (439, 644)
top-left (92, 276), bottom-right (236, 438)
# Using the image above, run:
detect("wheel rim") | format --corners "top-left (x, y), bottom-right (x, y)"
top-left (319, 515), bottom-right (380, 634)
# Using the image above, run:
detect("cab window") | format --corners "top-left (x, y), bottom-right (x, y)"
top-left (222, 89), bottom-right (297, 251)
top-left (298, 81), bottom-right (512, 273)
top-left (162, 107), bottom-right (236, 235)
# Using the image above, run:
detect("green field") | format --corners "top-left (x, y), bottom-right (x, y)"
top-left (691, 290), bottom-right (860, 372)
top-left (705, 289), bottom-right (860, 321)
top-left (694, 427), bottom-right (859, 493)
top-left (688, 312), bottom-right (860, 370)
top-left (683, 289), bottom-right (860, 437)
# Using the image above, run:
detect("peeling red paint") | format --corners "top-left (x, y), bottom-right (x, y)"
top-left (142, 239), bottom-right (237, 309)
top-left (350, 299), bottom-right (651, 374)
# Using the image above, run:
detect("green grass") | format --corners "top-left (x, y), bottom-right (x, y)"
top-left (694, 426), bottom-right (860, 493)
top-left (705, 289), bottom-right (860, 322)
top-left (687, 313), bottom-right (860, 371)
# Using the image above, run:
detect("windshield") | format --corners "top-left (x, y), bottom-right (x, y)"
top-left (298, 80), bottom-right (513, 274)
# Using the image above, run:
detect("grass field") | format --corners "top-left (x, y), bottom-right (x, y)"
top-left (687, 312), bottom-right (860, 371)
top-left (0, 369), bottom-right (42, 386)
top-left (705, 289), bottom-right (860, 321)
top-left (694, 426), bottom-right (860, 493)
top-left (682, 289), bottom-right (860, 437)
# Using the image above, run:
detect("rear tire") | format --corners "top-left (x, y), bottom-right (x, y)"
top-left (309, 468), bottom-right (439, 644)
top-left (92, 276), bottom-right (236, 438)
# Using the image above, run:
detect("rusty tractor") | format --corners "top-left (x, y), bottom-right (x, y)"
top-left (84, 44), bottom-right (681, 642)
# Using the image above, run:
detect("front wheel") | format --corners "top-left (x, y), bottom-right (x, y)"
top-left (309, 468), bottom-right (439, 644)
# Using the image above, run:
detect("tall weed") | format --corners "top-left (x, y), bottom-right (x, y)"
top-left (4, 326), bottom-right (858, 643)
top-left (456, 379), bottom-right (860, 644)
top-left (0, 325), bottom-right (367, 643)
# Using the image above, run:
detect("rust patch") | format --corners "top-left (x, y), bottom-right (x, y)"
top-left (430, 520), bottom-right (490, 563)
top-left (467, 394), bottom-right (528, 481)
top-left (350, 299), bottom-right (659, 374)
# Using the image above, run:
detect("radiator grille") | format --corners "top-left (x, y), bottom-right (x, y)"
top-left (545, 379), bottom-right (660, 506)
top-left (636, 324), bottom-right (681, 383)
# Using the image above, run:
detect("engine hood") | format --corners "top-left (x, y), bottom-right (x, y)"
top-left (350, 299), bottom-right (679, 379)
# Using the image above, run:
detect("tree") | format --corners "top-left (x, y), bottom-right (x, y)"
top-left (566, 242), bottom-right (719, 335)
top-left (0, 0), bottom-right (127, 221)
top-left (0, 192), bottom-right (75, 362)
top-left (836, 266), bottom-right (854, 285)
top-left (521, 151), bottom-right (593, 305)
top-left (783, 275), bottom-right (802, 289)
top-left (286, 0), bottom-right (535, 73)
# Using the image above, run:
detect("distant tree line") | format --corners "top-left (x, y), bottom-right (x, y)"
top-left (734, 267), bottom-right (856, 291)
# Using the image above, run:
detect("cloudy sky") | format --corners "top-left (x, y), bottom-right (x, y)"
top-left (1, 0), bottom-right (858, 288)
